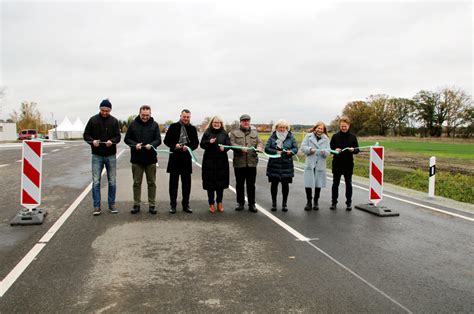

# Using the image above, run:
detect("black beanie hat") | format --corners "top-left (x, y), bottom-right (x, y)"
top-left (100, 99), bottom-right (112, 109)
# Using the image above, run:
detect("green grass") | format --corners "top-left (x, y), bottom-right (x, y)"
top-left (350, 160), bottom-right (474, 204)
top-left (358, 139), bottom-right (474, 160)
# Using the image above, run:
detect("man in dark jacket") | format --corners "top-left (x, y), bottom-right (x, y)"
top-left (163, 109), bottom-right (199, 214)
top-left (83, 99), bottom-right (121, 216)
top-left (124, 105), bottom-right (162, 215)
top-left (330, 116), bottom-right (359, 210)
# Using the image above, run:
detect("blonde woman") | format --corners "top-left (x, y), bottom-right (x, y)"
top-left (300, 121), bottom-right (330, 210)
top-left (264, 119), bottom-right (298, 212)
top-left (199, 116), bottom-right (231, 213)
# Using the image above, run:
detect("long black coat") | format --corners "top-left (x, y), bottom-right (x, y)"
top-left (265, 131), bottom-right (298, 179)
top-left (164, 121), bottom-right (199, 174)
top-left (124, 116), bottom-right (162, 165)
top-left (330, 131), bottom-right (359, 174)
top-left (200, 128), bottom-right (231, 190)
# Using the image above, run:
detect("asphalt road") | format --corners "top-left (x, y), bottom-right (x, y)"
top-left (0, 140), bottom-right (473, 313)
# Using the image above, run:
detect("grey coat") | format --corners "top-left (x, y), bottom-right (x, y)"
top-left (300, 133), bottom-right (330, 188)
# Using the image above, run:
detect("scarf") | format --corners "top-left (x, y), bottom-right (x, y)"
top-left (276, 131), bottom-right (288, 149)
top-left (179, 121), bottom-right (190, 145)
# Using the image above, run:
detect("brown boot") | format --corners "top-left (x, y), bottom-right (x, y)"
top-left (217, 203), bottom-right (224, 212)
top-left (209, 204), bottom-right (215, 213)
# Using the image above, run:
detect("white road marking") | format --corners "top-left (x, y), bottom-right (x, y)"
top-left (0, 164), bottom-right (9, 168)
top-left (16, 160), bottom-right (22, 163)
top-left (42, 153), bottom-right (48, 156)
top-left (0, 149), bottom-right (126, 298)
top-left (51, 149), bottom-right (60, 153)
top-left (195, 161), bottom-right (411, 313)
top-left (0, 244), bottom-right (46, 297)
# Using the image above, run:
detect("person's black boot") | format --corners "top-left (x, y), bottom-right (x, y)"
top-left (235, 203), bottom-right (244, 211)
top-left (282, 202), bottom-right (288, 212)
top-left (248, 204), bottom-right (258, 213)
top-left (313, 199), bottom-right (319, 210)
top-left (131, 205), bottom-right (140, 214)
top-left (304, 188), bottom-right (312, 211)
top-left (271, 203), bottom-right (277, 211)
top-left (149, 206), bottom-right (157, 214)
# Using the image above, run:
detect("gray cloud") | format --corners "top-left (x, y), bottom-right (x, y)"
top-left (1, 1), bottom-right (472, 126)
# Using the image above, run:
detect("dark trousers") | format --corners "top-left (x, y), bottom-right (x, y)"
top-left (331, 172), bottom-right (353, 206)
top-left (169, 172), bottom-right (191, 208)
top-left (234, 167), bottom-right (257, 205)
top-left (306, 187), bottom-right (321, 203)
top-left (271, 181), bottom-right (289, 205)
top-left (207, 189), bottom-right (224, 205)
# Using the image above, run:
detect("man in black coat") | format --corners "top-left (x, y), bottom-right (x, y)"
top-left (124, 105), bottom-right (162, 215)
top-left (83, 99), bottom-right (121, 216)
top-left (163, 109), bottom-right (199, 213)
top-left (330, 116), bottom-right (359, 210)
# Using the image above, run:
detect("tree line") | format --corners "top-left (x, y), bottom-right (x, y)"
top-left (330, 86), bottom-right (473, 138)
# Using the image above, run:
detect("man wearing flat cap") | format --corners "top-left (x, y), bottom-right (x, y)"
top-left (230, 114), bottom-right (263, 213)
top-left (84, 99), bottom-right (121, 216)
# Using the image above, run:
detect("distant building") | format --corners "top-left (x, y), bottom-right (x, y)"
top-left (0, 122), bottom-right (17, 141)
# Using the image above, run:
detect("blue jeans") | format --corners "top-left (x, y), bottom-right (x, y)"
top-left (92, 154), bottom-right (117, 208)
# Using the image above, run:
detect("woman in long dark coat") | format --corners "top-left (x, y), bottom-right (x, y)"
top-left (265, 119), bottom-right (298, 212)
top-left (200, 116), bottom-right (231, 213)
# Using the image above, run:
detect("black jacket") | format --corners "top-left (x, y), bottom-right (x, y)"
top-left (163, 121), bottom-right (199, 174)
top-left (83, 113), bottom-right (121, 156)
top-left (124, 116), bottom-right (162, 165)
top-left (265, 131), bottom-right (298, 179)
top-left (330, 131), bottom-right (359, 174)
top-left (200, 128), bottom-right (231, 190)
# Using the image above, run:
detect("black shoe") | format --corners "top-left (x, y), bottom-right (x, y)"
top-left (183, 207), bottom-right (193, 214)
top-left (131, 205), bottom-right (140, 214)
top-left (271, 204), bottom-right (277, 211)
top-left (304, 202), bottom-right (312, 211)
top-left (313, 204), bottom-right (319, 210)
top-left (149, 206), bottom-right (157, 214)
top-left (330, 203), bottom-right (337, 210)
top-left (169, 207), bottom-right (176, 214)
top-left (282, 204), bottom-right (288, 212)
top-left (248, 204), bottom-right (258, 213)
top-left (346, 205), bottom-right (352, 211)
top-left (235, 203), bottom-right (244, 211)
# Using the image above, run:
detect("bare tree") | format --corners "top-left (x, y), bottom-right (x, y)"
top-left (442, 87), bottom-right (472, 137)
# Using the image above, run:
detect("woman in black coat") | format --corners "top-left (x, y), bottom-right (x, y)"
top-left (265, 119), bottom-right (298, 212)
top-left (200, 116), bottom-right (231, 213)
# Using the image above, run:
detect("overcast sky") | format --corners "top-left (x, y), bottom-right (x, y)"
top-left (0, 1), bottom-right (472, 126)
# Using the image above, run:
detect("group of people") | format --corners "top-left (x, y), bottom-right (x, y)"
top-left (83, 99), bottom-right (359, 216)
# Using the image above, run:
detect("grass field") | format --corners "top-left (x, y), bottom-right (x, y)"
top-left (258, 132), bottom-right (474, 204)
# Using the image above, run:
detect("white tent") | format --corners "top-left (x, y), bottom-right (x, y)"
top-left (49, 116), bottom-right (84, 140)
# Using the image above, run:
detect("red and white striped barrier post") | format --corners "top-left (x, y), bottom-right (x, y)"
top-left (356, 145), bottom-right (399, 217)
top-left (11, 140), bottom-right (47, 225)
top-left (369, 146), bottom-right (384, 205)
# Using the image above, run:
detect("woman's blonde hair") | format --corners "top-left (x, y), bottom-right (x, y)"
top-left (339, 116), bottom-right (351, 125)
top-left (310, 121), bottom-right (328, 135)
top-left (207, 116), bottom-right (225, 130)
top-left (272, 119), bottom-right (291, 132)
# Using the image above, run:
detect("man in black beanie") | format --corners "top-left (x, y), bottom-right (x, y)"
top-left (83, 99), bottom-right (121, 216)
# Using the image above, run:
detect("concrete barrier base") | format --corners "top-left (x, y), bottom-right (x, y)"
top-left (10, 208), bottom-right (47, 226)
top-left (355, 203), bottom-right (399, 217)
